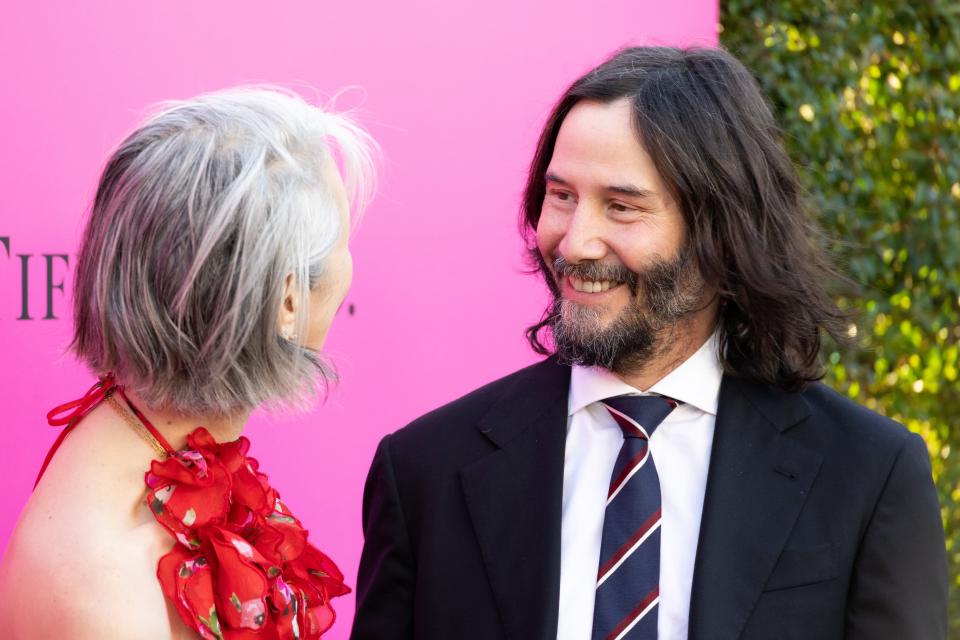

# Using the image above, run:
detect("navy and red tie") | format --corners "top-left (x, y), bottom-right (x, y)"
top-left (591, 394), bottom-right (680, 640)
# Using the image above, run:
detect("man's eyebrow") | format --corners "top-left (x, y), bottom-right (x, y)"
top-left (544, 172), bottom-right (570, 186)
top-left (606, 184), bottom-right (656, 199)
top-left (546, 172), bottom-right (656, 199)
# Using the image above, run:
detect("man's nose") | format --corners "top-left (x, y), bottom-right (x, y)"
top-left (558, 206), bottom-right (607, 263)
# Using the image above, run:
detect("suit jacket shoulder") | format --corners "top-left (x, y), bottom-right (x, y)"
top-left (798, 380), bottom-right (922, 503)
top-left (802, 380), bottom-right (909, 440)
top-left (731, 375), bottom-right (915, 477)
top-left (696, 374), bottom-right (947, 640)
top-left (387, 356), bottom-right (569, 464)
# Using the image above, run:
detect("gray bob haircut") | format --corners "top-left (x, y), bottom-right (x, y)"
top-left (72, 86), bottom-right (379, 415)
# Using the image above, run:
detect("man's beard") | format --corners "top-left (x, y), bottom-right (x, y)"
top-left (547, 244), bottom-right (705, 374)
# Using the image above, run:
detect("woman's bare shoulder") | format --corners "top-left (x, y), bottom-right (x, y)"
top-left (0, 474), bottom-right (182, 638)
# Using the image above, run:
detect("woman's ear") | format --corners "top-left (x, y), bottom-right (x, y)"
top-left (277, 273), bottom-right (299, 341)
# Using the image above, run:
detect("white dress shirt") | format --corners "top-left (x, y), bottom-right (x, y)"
top-left (557, 334), bottom-right (722, 640)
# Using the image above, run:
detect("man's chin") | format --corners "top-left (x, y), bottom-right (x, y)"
top-left (552, 307), bottom-right (658, 372)
top-left (558, 300), bottom-right (620, 327)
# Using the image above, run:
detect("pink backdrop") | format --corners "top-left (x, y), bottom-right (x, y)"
top-left (0, 1), bottom-right (716, 635)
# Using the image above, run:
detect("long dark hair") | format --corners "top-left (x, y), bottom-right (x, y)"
top-left (522, 47), bottom-right (853, 392)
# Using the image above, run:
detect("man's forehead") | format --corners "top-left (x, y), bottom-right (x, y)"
top-left (548, 99), bottom-right (666, 196)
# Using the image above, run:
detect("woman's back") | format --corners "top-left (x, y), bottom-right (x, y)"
top-left (0, 405), bottom-right (194, 639)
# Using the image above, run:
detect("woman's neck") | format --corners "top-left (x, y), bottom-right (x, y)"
top-left (120, 388), bottom-right (250, 450)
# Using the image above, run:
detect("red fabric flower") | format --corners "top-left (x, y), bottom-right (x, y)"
top-left (147, 428), bottom-right (348, 639)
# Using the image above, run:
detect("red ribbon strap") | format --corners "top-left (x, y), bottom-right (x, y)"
top-left (36, 374), bottom-right (117, 487)
top-left (46, 374), bottom-right (116, 427)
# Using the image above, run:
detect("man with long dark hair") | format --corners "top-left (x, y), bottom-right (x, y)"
top-left (351, 47), bottom-right (947, 640)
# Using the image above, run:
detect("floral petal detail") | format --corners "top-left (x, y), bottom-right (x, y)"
top-left (199, 604), bottom-right (224, 639)
top-left (207, 528), bottom-right (269, 631)
top-left (158, 546), bottom-right (217, 638)
top-left (148, 427), bottom-right (348, 638)
top-left (230, 463), bottom-right (270, 514)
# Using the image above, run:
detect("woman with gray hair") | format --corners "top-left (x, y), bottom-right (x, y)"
top-left (0, 87), bottom-right (378, 639)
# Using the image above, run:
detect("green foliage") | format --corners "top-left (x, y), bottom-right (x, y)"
top-left (721, 0), bottom-right (960, 629)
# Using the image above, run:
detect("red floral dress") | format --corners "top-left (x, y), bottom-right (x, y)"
top-left (41, 376), bottom-right (350, 639)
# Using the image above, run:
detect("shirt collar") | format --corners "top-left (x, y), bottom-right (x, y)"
top-left (568, 332), bottom-right (723, 417)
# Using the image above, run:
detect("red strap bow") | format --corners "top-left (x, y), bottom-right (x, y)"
top-left (36, 374), bottom-right (117, 487)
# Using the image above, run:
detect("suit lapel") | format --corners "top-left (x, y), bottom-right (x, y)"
top-left (460, 357), bottom-right (570, 640)
top-left (688, 375), bottom-right (823, 640)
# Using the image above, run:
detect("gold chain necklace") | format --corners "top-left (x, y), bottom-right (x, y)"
top-left (105, 392), bottom-right (169, 459)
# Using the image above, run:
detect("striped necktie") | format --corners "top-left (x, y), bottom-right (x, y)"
top-left (591, 394), bottom-right (680, 640)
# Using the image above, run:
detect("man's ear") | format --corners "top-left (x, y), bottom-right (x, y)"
top-left (277, 272), bottom-right (298, 341)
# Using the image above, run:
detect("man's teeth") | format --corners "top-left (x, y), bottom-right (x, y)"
top-left (569, 276), bottom-right (617, 293)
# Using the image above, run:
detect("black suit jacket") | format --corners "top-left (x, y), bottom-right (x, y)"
top-left (350, 357), bottom-right (947, 640)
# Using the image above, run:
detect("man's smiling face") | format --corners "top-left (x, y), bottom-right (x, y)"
top-left (535, 97), bottom-right (706, 372)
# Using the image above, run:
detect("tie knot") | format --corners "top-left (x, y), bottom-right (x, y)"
top-left (601, 394), bottom-right (680, 439)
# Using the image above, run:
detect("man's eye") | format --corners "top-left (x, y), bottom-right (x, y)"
top-left (610, 202), bottom-right (634, 213)
top-left (549, 190), bottom-right (574, 202)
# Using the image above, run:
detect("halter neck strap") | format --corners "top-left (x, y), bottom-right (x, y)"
top-left (36, 374), bottom-right (176, 488)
